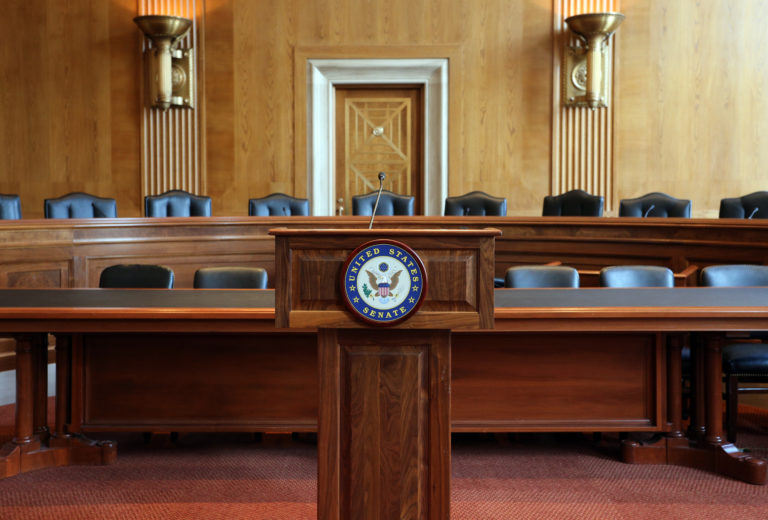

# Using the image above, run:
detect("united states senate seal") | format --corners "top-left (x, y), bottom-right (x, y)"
top-left (341, 239), bottom-right (427, 326)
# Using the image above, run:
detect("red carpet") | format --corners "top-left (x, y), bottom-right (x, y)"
top-left (1, 401), bottom-right (768, 519)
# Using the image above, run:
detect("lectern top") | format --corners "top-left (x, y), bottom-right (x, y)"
top-left (268, 227), bottom-right (502, 238)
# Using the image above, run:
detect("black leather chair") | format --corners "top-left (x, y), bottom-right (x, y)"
top-left (599, 265), bottom-right (674, 288)
top-left (44, 192), bottom-right (117, 219)
top-left (719, 191), bottom-right (768, 219)
top-left (0, 194), bottom-right (22, 219)
top-left (618, 192), bottom-right (691, 218)
top-left (352, 190), bottom-right (414, 216)
top-left (145, 190), bottom-right (212, 217)
top-left (99, 264), bottom-right (175, 289)
top-left (444, 191), bottom-right (507, 216)
top-left (193, 267), bottom-right (268, 289)
top-left (542, 189), bottom-right (603, 217)
top-left (700, 264), bottom-right (768, 442)
top-left (504, 265), bottom-right (580, 288)
top-left (248, 193), bottom-right (309, 216)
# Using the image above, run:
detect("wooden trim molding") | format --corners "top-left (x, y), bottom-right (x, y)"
top-left (294, 46), bottom-right (461, 216)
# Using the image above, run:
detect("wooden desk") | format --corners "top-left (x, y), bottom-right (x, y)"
top-left (0, 288), bottom-right (766, 489)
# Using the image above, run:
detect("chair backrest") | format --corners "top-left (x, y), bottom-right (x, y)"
top-left (504, 265), bottom-right (580, 288)
top-left (352, 190), bottom-right (415, 216)
top-left (248, 193), bottom-right (310, 216)
top-left (719, 191), bottom-right (768, 219)
top-left (145, 190), bottom-right (212, 217)
top-left (99, 264), bottom-right (174, 288)
top-left (44, 192), bottom-right (117, 219)
top-left (599, 265), bottom-right (674, 288)
top-left (444, 191), bottom-right (507, 216)
top-left (542, 189), bottom-right (604, 217)
top-left (193, 267), bottom-right (268, 289)
top-left (618, 192), bottom-right (691, 218)
top-left (0, 194), bottom-right (22, 219)
top-left (700, 264), bottom-right (768, 287)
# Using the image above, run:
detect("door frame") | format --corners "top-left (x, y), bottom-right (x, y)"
top-left (305, 58), bottom-right (448, 216)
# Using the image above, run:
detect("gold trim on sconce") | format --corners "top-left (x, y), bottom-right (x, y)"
top-left (133, 15), bottom-right (195, 110)
top-left (563, 12), bottom-right (624, 109)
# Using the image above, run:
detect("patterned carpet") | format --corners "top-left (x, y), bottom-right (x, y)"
top-left (1, 403), bottom-right (768, 519)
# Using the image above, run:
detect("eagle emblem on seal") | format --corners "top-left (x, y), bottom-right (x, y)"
top-left (366, 262), bottom-right (402, 301)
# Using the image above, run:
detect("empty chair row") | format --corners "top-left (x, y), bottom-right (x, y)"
top-left (542, 190), bottom-right (692, 217)
top-left (503, 264), bottom-right (676, 288)
top-left (543, 190), bottom-right (768, 218)
top-left (3, 190), bottom-right (768, 218)
top-left (98, 264), bottom-right (268, 289)
top-left (503, 263), bottom-right (768, 289)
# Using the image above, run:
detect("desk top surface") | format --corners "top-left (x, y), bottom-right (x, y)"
top-left (0, 287), bottom-right (766, 310)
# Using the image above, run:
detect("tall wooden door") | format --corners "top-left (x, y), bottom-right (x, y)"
top-left (335, 86), bottom-right (423, 215)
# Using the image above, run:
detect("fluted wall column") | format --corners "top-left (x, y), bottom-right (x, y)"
top-left (552, 0), bottom-right (620, 213)
top-left (137, 0), bottom-right (206, 207)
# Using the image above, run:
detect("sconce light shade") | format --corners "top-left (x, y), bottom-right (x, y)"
top-left (133, 15), bottom-right (194, 110)
top-left (563, 12), bottom-right (624, 109)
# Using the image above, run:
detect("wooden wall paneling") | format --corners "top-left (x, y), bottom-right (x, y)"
top-left (201, 0), bottom-right (235, 215)
top-left (615, 0), bottom-right (768, 217)
top-left (0, 2), bottom-right (49, 219)
top-left (111, 0), bottom-right (144, 217)
top-left (48, 1), bottom-right (117, 207)
top-left (229, 0), bottom-right (296, 211)
top-left (0, 0), bottom-right (140, 219)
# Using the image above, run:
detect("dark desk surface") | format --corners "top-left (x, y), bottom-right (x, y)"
top-left (0, 287), bottom-right (767, 309)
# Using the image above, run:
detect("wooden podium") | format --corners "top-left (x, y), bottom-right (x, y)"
top-left (271, 228), bottom-right (500, 520)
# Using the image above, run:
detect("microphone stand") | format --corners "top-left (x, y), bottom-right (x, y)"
top-left (642, 204), bottom-right (656, 218)
top-left (368, 172), bottom-right (386, 229)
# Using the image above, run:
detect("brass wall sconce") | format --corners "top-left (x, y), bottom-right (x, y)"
top-left (563, 12), bottom-right (624, 109)
top-left (133, 15), bottom-right (194, 110)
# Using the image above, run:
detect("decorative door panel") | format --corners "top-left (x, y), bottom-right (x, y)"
top-left (336, 87), bottom-right (422, 215)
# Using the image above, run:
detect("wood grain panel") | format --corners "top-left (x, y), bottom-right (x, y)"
top-left (2, 216), bottom-right (768, 292)
top-left (80, 332), bottom-right (317, 431)
top-left (615, 0), bottom-right (768, 217)
top-left (452, 332), bottom-right (662, 430)
top-left (319, 328), bottom-right (450, 520)
top-left (2, 1), bottom-right (768, 219)
top-left (344, 344), bottom-right (426, 519)
top-left (0, 0), bottom-right (140, 219)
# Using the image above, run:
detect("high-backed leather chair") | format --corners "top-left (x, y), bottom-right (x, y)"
top-left (145, 190), bottom-right (211, 217)
top-left (99, 264), bottom-right (175, 289)
top-left (618, 192), bottom-right (691, 218)
top-left (504, 265), bottom-right (580, 288)
top-left (599, 265), bottom-right (674, 288)
top-left (352, 190), bottom-right (415, 216)
top-left (0, 194), bottom-right (22, 219)
top-left (193, 267), bottom-right (268, 289)
top-left (44, 192), bottom-right (117, 219)
top-left (719, 191), bottom-right (768, 219)
top-left (700, 264), bottom-right (768, 442)
top-left (542, 189), bottom-right (604, 217)
top-left (444, 191), bottom-right (507, 216)
top-left (248, 193), bottom-right (309, 216)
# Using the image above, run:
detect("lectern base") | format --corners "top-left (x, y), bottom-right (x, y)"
top-left (317, 328), bottom-right (451, 520)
